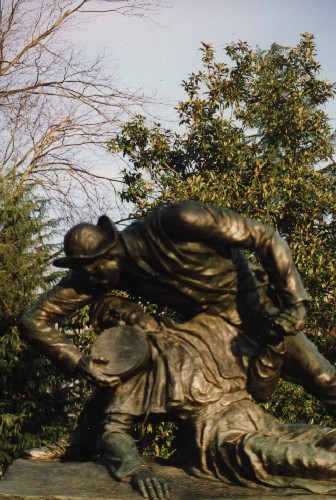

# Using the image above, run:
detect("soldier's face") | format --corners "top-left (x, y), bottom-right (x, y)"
top-left (80, 256), bottom-right (121, 287)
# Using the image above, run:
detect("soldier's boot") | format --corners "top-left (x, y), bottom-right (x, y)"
top-left (23, 387), bottom-right (109, 461)
top-left (23, 436), bottom-right (93, 461)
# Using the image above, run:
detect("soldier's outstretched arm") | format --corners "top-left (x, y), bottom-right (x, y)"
top-left (18, 275), bottom-right (120, 386)
top-left (18, 275), bottom-right (92, 373)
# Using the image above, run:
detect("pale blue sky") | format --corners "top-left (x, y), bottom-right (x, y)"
top-left (75, 0), bottom-right (336, 121)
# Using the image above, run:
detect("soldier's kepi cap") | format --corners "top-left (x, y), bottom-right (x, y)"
top-left (53, 215), bottom-right (118, 269)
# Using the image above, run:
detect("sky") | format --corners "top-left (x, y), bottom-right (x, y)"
top-left (74, 0), bottom-right (336, 122)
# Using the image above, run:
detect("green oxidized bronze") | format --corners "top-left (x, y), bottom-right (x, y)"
top-left (19, 201), bottom-right (336, 499)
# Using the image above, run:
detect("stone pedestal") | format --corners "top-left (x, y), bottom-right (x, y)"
top-left (0, 459), bottom-right (335, 500)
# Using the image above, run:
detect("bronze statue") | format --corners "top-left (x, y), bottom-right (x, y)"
top-left (19, 201), bottom-right (336, 498)
top-left (87, 294), bottom-right (336, 497)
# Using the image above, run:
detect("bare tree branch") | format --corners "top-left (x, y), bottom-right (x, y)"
top-left (0, 0), bottom-right (162, 219)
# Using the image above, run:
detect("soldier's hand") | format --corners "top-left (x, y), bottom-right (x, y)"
top-left (76, 355), bottom-right (121, 387)
top-left (265, 303), bottom-right (306, 337)
top-left (131, 466), bottom-right (170, 500)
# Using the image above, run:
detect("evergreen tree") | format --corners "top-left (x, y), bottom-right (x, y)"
top-left (0, 172), bottom-right (71, 471)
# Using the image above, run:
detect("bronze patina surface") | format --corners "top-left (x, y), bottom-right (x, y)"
top-left (18, 202), bottom-right (336, 499)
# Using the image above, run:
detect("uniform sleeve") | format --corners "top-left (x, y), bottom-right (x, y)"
top-left (18, 274), bottom-right (95, 374)
top-left (160, 201), bottom-right (310, 306)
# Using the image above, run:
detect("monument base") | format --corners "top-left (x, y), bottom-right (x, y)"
top-left (0, 458), bottom-right (334, 500)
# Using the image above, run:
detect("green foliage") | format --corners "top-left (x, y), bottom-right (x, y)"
top-left (136, 421), bottom-right (178, 459)
top-left (0, 172), bottom-right (71, 470)
top-left (110, 34), bottom-right (336, 423)
top-left (63, 305), bottom-right (97, 354)
top-left (1, 177), bottom-right (52, 328)
top-left (261, 380), bottom-right (335, 428)
top-left (58, 306), bottom-right (98, 421)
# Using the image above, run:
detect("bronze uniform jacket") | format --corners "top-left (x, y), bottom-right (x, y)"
top-left (18, 202), bottom-right (309, 373)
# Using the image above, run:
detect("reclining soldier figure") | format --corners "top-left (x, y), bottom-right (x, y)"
top-left (83, 293), bottom-right (336, 498)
